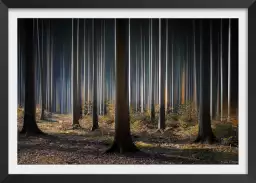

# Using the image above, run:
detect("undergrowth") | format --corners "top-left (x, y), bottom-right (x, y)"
top-left (18, 101), bottom-right (238, 147)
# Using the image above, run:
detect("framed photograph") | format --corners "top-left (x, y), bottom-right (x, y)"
top-left (0, 0), bottom-right (253, 182)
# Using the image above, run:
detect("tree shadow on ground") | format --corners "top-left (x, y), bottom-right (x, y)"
top-left (18, 133), bottom-right (238, 165)
top-left (38, 119), bottom-right (59, 123)
top-left (138, 145), bottom-right (238, 164)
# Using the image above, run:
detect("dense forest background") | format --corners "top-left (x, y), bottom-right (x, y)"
top-left (17, 18), bottom-right (239, 164)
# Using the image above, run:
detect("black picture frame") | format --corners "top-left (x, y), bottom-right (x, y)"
top-left (0, 0), bottom-right (253, 182)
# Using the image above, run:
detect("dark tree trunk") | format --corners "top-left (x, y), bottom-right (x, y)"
top-left (47, 21), bottom-right (53, 118)
top-left (106, 19), bottom-right (138, 153)
top-left (72, 19), bottom-right (81, 127)
top-left (76, 19), bottom-right (83, 122)
top-left (103, 101), bottom-right (107, 115)
top-left (194, 20), bottom-right (216, 144)
top-left (39, 20), bottom-right (46, 120)
top-left (20, 19), bottom-right (44, 136)
top-left (158, 19), bottom-right (166, 130)
top-left (150, 19), bottom-right (155, 122)
top-left (92, 19), bottom-right (99, 131)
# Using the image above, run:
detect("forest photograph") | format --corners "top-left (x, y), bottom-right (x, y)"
top-left (17, 18), bottom-right (239, 165)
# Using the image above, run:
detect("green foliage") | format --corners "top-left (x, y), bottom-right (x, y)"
top-left (131, 120), bottom-right (142, 130)
top-left (106, 101), bottom-right (115, 118)
top-left (170, 114), bottom-right (179, 121)
top-left (176, 101), bottom-right (198, 122)
top-left (99, 115), bottom-right (114, 125)
top-left (130, 113), bottom-right (144, 129)
top-left (83, 101), bottom-right (92, 115)
top-left (179, 119), bottom-right (189, 128)
top-left (17, 107), bottom-right (24, 118)
top-left (213, 123), bottom-right (238, 146)
top-left (135, 141), bottom-right (154, 148)
top-left (130, 111), bottom-right (157, 131)
top-left (213, 123), bottom-right (234, 138)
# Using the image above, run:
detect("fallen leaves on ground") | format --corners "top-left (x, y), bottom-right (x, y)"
top-left (18, 111), bottom-right (238, 165)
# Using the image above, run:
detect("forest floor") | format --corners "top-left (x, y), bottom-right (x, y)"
top-left (17, 108), bottom-right (238, 164)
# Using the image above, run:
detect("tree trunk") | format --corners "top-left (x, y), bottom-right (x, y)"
top-left (128, 19), bottom-right (131, 109)
top-left (20, 19), bottom-right (44, 136)
top-left (193, 20), bottom-right (198, 114)
top-left (87, 22), bottom-right (91, 114)
top-left (215, 32), bottom-right (220, 120)
top-left (106, 19), bottom-right (138, 153)
top-left (165, 19), bottom-right (169, 113)
top-left (92, 19), bottom-right (99, 131)
top-left (171, 32), bottom-right (174, 112)
top-left (158, 19), bottom-right (165, 130)
top-left (38, 19), bottom-right (46, 120)
top-left (227, 19), bottom-right (231, 122)
top-left (140, 26), bottom-right (144, 113)
top-left (83, 19), bottom-right (87, 115)
top-left (150, 19), bottom-right (155, 122)
top-left (135, 46), bottom-right (138, 112)
top-left (194, 20), bottom-right (215, 144)
top-left (210, 20), bottom-right (213, 121)
top-left (220, 19), bottom-right (223, 122)
top-left (71, 19), bottom-right (81, 127)
top-left (77, 19), bottom-right (83, 120)
top-left (103, 20), bottom-right (107, 115)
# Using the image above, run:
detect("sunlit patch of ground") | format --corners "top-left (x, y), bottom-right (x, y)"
top-left (17, 108), bottom-right (238, 164)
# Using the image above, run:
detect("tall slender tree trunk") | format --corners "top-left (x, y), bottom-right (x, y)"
top-left (216, 32), bottom-right (220, 120)
top-left (171, 32), bottom-right (174, 112)
top-left (113, 19), bottom-right (117, 105)
top-left (20, 19), bottom-right (44, 135)
top-left (186, 37), bottom-right (189, 103)
top-left (148, 20), bottom-right (151, 111)
top-left (193, 20), bottom-right (198, 115)
top-left (106, 19), bottom-right (139, 154)
top-left (181, 66), bottom-right (185, 105)
top-left (87, 22), bottom-right (91, 114)
top-left (77, 19), bottom-right (83, 119)
top-left (38, 20), bottom-right (46, 120)
top-left (99, 21), bottom-right (103, 115)
top-left (210, 20), bottom-right (213, 121)
top-left (165, 19), bottom-right (169, 113)
top-left (83, 19), bottom-right (86, 115)
top-left (140, 26), bottom-right (144, 113)
top-left (49, 22), bottom-right (53, 116)
top-left (103, 20), bottom-right (107, 115)
top-left (150, 19), bottom-right (155, 122)
top-left (158, 19), bottom-right (165, 130)
top-left (62, 46), bottom-right (65, 113)
top-left (71, 19), bottom-right (81, 126)
top-left (143, 36), bottom-right (146, 112)
top-left (128, 19), bottom-right (131, 108)
top-left (92, 19), bottom-right (99, 131)
top-left (227, 19), bottom-right (231, 122)
top-left (135, 46), bottom-right (138, 112)
top-left (220, 19), bottom-right (223, 121)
